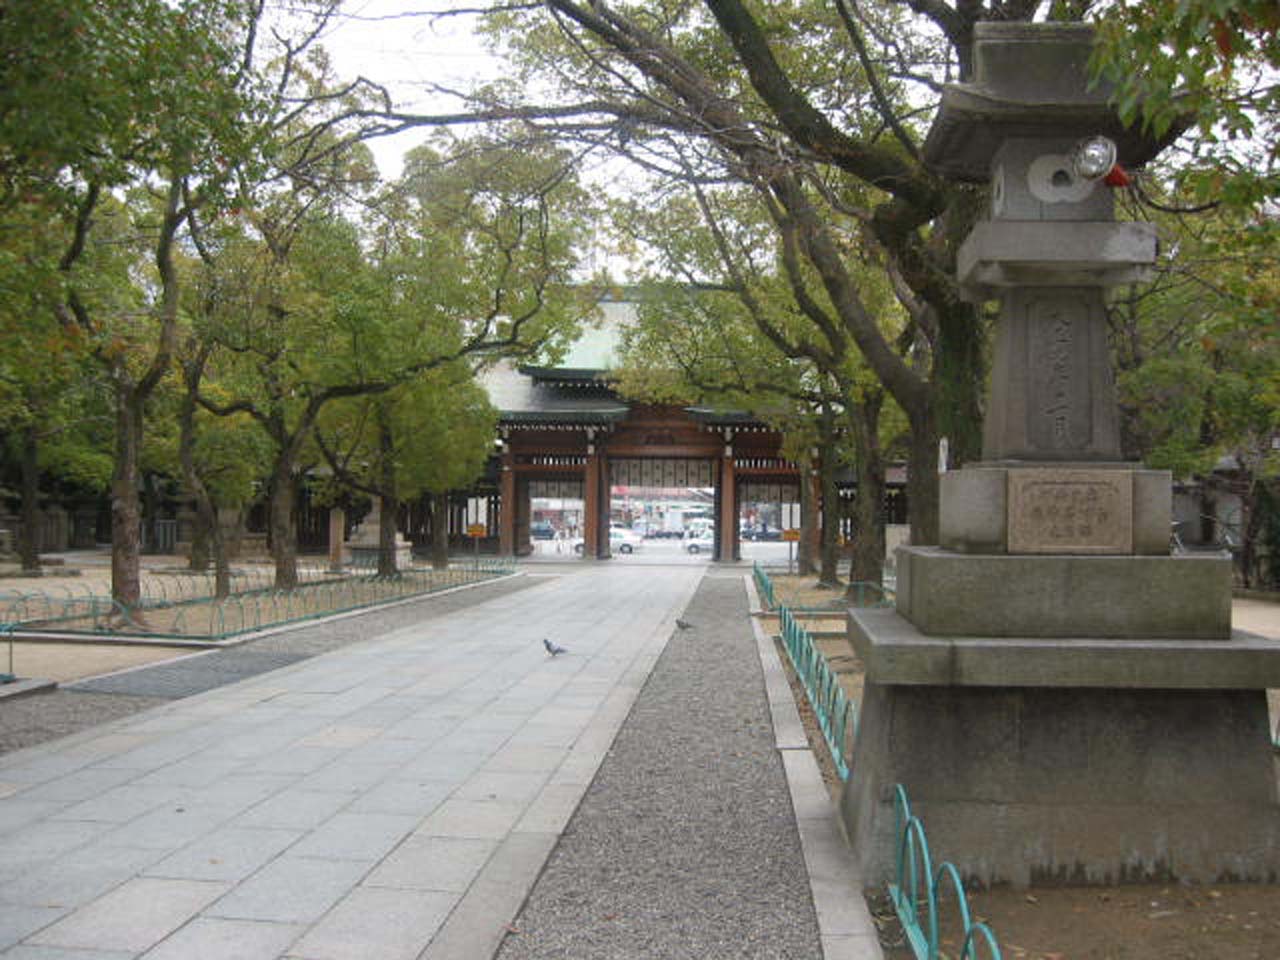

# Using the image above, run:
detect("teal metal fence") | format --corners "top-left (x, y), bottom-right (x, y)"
top-left (2, 622), bottom-right (14, 683)
top-left (778, 604), bottom-right (858, 781)
top-left (752, 560), bottom-right (777, 610)
top-left (0, 558), bottom-right (516, 643)
top-left (751, 561), bottom-right (894, 612)
top-left (889, 785), bottom-right (1002, 960)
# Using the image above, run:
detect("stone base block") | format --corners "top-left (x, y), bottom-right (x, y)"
top-left (939, 464), bottom-right (1170, 556)
top-left (346, 543), bottom-right (414, 570)
top-left (850, 607), bottom-right (1280, 688)
top-left (840, 679), bottom-right (1280, 888)
top-left (896, 546), bottom-right (1231, 639)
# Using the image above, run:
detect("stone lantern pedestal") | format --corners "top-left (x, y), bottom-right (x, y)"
top-left (841, 23), bottom-right (1280, 887)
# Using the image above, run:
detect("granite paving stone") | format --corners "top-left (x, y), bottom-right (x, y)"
top-left (342, 776), bottom-right (455, 816)
top-left (285, 887), bottom-right (459, 960)
top-left (0, 821), bottom-right (108, 872)
top-left (288, 811), bottom-right (418, 861)
top-left (142, 825), bottom-right (305, 882)
top-left (49, 784), bottom-right (179, 825)
top-left (2, 946), bottom-right (135, 960)
top-left (0, 905), bottom-right (69, 953)
top-left (204, 856), bottom-right (373, 924)
top-left (27, 878), bottom-right (229, 953)
top-left (231, 789), bottom-right (353, 831)
top-left (0, 844), bottom-right (161, 911)
top-left (415, 797), bottom-right (528, 841)
top-left (363, 835), bottom-right (498, 893)
top-left (140, 918), bottom-right (307, 960)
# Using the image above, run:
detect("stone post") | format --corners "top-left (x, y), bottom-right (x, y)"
top-left (327, 507), bottom-right (345, 572)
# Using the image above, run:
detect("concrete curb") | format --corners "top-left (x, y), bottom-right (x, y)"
top-left (744, 574), bottom-right (884, 960)
top-left (0, 677), bottom-right (57, 701)
top-left (6, 571), bottom-right (526, 649)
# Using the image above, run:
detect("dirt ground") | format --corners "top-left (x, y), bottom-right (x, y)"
top-left (1, 640), bottom-right (197, 683)
top-left (765, 573), bottom-right (1280, 960)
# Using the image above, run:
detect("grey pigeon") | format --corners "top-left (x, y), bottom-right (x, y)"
top-left (676, 618), bottom-right (693, 631)
top-left (543, 638), bottom-right (567, 656)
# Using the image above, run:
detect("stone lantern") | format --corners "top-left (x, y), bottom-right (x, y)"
top-left (841, 22), bottom-right (1280, 887)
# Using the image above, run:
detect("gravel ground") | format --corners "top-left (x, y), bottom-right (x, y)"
top-left (496, 572), bottom-right (822, 960)
top-left (0, 690), bottom-right (169, 754)
top-left (0, 574), bottom-right (542, 756)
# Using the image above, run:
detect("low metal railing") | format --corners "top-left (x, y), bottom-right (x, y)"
top-left (0, 558), bottom-right (515, 643)
top-left (890, 785), bottom-right (1002, 960)
top-left (778, 604), bottom-right (857, 781)
top-left (751, 561), bottom-right (894, 613)
top-left (752, 560), bottom-right (777, 610)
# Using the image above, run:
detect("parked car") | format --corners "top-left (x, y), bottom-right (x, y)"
top-left (572, 526), bottom-right (645, 554)
top-left (530, 521), bottom-right (555, 540)
top-left (684, 529), bottom-right (714, 554)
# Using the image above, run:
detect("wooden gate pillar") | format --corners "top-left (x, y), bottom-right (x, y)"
top-left (583, 431), bottom-right (601, 559)
top-left (499, 444), bottom-right (516, 557)
top-left (717, 435), bottom-right (738, 562)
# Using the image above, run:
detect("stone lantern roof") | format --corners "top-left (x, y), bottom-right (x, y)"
top-left (923, 22), bottom-right (1187, 182)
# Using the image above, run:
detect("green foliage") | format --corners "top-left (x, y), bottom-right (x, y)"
top-left (388, 370), bottom-right (497, 498)
top-left (1118, 355), bottom-right (1218, 478)
top-left (1092, 1), bottom-right (1280, 211)
top-left (0, 0), bottom-right (265, 202)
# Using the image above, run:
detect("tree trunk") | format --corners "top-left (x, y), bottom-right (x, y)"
top-left (797, 451), bottom-right (817, 576)
top-left (1240, 474), bottom-right (1263, 590)
top-left (18, 425), bottom-right (41, 572)
top-left (431, 491), bottom-right (450, 570)
top-left (178, 351), bottom-right (231, 598)
top-left (817, 406), bottom-right (840, 588)
top-left (905, 404), bottom-right (940, 547)
top-left (269, 458), bottom-right (299, 589)
top-left (933, 300), bottom-right (985, 468)
top-left (110, 377), bottom-right (144, 609)
top-left (846, 394), bottom-right (886, 594)
top-left (188, 503), bottom-right (210, 572)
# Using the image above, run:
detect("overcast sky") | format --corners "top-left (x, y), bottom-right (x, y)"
top-left (320, 2), bottom-right (505, 178)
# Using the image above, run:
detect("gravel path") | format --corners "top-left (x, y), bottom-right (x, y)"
top-left (0, 573), bottom-right (542, 756)
top-left (496, 572), bottom-right (822, 960)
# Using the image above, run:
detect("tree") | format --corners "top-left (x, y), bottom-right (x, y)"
top-left (0, 198), bottom-right (112, 569)
top-left (1, 0), bottom-right (273, 609)
top-left (194, 130), bottom-right (593, 587)
top-left (611, 171), bottom-right (910, 587)
top-left (317, 368), bottom-right (497, 572)
top-left (1092, 0), bottom-right (1279, 214)
top-left (1108, 185), bottom-right (1280, 586)
top-left (375, 0), bottom-right (1017, 544)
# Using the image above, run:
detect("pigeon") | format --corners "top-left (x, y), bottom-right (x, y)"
top-left (676, 618), bottom-right (693, 631)
top-left (543, 638), bottom-right (567, 656)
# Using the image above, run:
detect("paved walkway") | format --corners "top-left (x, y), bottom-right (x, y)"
top-left (0, 565), bottom-right (870, 959)
top-left (497, 572), bottom-right (821, 960)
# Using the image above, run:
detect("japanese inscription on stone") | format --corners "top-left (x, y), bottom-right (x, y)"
top-left (1007, 469), bottom-right (1132, 554)
top-left (1026, 295), bottom-right (1092, 455)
